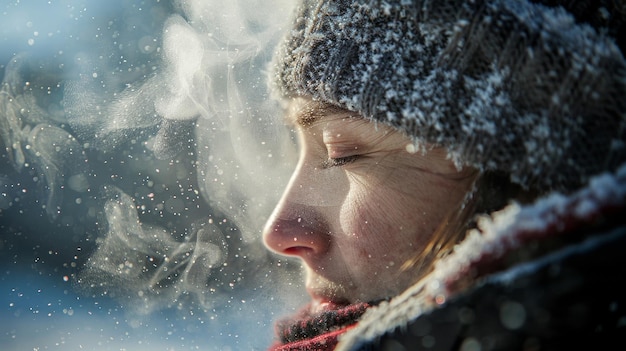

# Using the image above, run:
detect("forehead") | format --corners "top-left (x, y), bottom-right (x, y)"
top-left (286, 99), bottom-right (354, 127)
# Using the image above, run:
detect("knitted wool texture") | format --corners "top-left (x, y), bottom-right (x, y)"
top-left (271, 0), bottom-right (626, 193)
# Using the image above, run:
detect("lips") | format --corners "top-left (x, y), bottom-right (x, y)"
top-left (310, 299), bottom-right (350, 313)
top-left (307, 287), bottom-right (351, 313)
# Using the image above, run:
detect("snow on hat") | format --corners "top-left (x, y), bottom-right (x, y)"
top-left (271, 0), bottom-right (626, 193)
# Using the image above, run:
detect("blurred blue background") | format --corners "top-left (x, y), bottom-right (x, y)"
top-left (0, 1), bottom-right (303, 350)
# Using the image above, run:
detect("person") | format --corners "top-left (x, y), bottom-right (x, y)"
top-left (261, 0), bottom-right (626, 350)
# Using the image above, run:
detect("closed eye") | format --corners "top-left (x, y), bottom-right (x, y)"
top-left (321, 155), bottom-right (359, 169)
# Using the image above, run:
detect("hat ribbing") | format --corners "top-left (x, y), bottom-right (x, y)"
top-left (272, 0), bottom-right (626, 193)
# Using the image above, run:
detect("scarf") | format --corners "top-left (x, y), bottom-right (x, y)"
top-left (268, 302), bottom-right (372, 351)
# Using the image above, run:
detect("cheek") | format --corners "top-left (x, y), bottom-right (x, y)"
top-left (337, 173), bottom-right (462, 258)
top-left (337, 187), bottom-right (428, 259)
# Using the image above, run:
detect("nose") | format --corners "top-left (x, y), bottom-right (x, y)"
top-left (263, 208), bottom-right (331, 257)
top-left (262, 162), bottom-right (331, 258)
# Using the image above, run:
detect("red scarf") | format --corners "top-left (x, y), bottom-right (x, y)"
top-left (268, 302), bottom-right (371, 351)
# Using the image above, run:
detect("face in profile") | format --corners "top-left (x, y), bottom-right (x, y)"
top-left (263, 99), bottom-right (477, 313)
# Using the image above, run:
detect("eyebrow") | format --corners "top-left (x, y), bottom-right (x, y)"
top-left (288, 100), bottom-right (349, 127)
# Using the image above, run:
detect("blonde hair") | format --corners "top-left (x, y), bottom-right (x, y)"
top-left (401, 171), bottom-right (538, 277)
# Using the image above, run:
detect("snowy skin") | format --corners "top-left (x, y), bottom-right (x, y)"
top-left (263, 98), bottom-right (477, 313)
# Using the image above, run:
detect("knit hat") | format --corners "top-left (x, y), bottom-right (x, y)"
top-left (271, 0), bottom-right (626, 193)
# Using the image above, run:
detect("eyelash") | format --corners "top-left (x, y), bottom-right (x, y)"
top-left (322, 155), bottom-right (359, 169)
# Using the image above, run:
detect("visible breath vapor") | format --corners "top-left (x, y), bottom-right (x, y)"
top-left (81, 185), bottom-right (229, 314)
top-left (71, 0), bottom-right (303, 318)
top-left (1, 54), bottom-right (89, 219)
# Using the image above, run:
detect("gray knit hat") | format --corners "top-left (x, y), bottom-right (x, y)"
top-left (271, 0), bottom-right (626, 193)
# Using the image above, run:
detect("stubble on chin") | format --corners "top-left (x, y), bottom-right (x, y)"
top-left (305, 269), bottom-right (351, 300)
